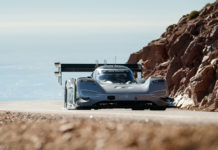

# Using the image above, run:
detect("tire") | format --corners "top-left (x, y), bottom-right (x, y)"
top-left (150, 105), bottom-right (166, 111)
top-left (64, 83), bottom-right (68, 108)
top-left (71, 104), bottom-right (91, 110)
top-left (131, 103), bottom-right (148, 110)
top-left (131, 107), bottom-right (145, 110)
top-left (131, 105), bottom-right (145, 110)
top-left (76, 106), bottom-right (92, 110)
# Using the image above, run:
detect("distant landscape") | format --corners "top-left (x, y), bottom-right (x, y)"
top-left (0, 29), bottom-right (162, 101)
top-left (0, 1), bottom-right (218, 150)
top-left (0, 0), bottom-right (215, 101)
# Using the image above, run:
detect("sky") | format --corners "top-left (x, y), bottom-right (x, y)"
top-left (0, 0), bottom-right (214, 63)
top-left (0, 0), bottom-right (215, 100)
top-left (0, 0), bottom-right (214, 34)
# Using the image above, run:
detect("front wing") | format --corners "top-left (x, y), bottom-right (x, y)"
top-left (67, 92), bottom-right (170, 109)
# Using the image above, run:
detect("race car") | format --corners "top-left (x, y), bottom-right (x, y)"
top-left (54, 63), bottom-right (172, 110)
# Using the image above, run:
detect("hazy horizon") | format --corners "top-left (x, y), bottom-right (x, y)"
top-left (0, 0), bottom-right (215, 100)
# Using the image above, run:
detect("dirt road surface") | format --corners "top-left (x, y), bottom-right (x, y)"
top-left (0, 100), bottom-right (218, 150)
top-left (0, 100), bottom-right (218, 125)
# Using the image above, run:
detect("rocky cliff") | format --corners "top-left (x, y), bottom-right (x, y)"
top-left (127, 1), bottom-right (218, 111)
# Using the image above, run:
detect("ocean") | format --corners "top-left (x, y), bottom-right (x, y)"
top-left (0, 26), bottom-right (165, 101)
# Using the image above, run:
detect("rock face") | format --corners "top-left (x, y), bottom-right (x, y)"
top-left (127, 1), bottom-right (218, 110)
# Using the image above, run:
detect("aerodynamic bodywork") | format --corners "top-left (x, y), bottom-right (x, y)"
top-left (54, 63), bottom-right (172, 110)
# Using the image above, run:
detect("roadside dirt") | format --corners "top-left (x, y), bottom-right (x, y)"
top-left (0, 111), bottom-right (218, 150)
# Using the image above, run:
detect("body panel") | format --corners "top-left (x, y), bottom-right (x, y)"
top-left (64, 65), bottom-right (170, 109)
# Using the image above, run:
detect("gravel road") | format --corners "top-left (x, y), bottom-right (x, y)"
top-left (1, 100), bottom-right (218, 125)
top-left (1, 100), bottom-right (218, 150)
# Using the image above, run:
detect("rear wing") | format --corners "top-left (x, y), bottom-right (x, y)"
top-left (54, 62), bottom-right (142, 86)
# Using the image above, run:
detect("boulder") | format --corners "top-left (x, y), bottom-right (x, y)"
top-left (190, 65), bottom-right (216, 103)
top-left (127, 1), bottom-right (218, 110)
top-left (210, 25), bottom-right (218, 40)
top-left (127, 52), bottom-right (141, 64)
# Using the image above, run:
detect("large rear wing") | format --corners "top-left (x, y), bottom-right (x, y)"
top-left (54, 62), bottom-right (142, 86)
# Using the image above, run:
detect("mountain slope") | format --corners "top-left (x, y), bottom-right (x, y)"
top-left (127, 1), bottom-right (218, 111)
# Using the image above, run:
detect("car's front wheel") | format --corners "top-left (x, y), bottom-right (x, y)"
top-left (150, 105), bottom-right (166, 111)
top-left (64, 84), bottom-right (68, 108)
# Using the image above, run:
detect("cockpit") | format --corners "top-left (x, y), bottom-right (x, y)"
top-left (94, 69), bottom-right (134, 84)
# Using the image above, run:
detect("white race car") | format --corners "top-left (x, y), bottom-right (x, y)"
top-left (54, 63), bottom-right (172, 110)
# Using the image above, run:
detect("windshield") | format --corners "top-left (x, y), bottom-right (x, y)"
top-left (96, 70), bottom-right (134, 83)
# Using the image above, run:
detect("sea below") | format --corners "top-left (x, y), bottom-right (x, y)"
top-left (0, 26), bottom-right (165, 101)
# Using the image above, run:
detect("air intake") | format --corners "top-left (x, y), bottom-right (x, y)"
top-left (107, 96), bottom-right (115, 100)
